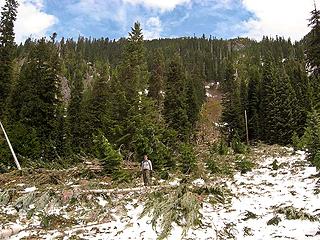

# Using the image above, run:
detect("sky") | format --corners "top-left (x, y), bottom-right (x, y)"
top-left (0, 0), bottom-right (319, 43)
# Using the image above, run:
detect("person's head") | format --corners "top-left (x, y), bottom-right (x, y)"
top-left (143, 154), bottom-right (148, 161)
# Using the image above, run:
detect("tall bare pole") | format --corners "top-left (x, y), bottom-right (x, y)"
top-left (244, 110), bottom-right (249, 145)
top-left (0, 121), bottom-right (21, 170)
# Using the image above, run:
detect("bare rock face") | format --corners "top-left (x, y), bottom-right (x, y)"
top-left (59, 76), bottom-right (71, 104)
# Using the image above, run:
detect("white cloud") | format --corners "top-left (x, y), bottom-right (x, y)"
top-left (124, 0), bottom-right (191, 12)
top-left (143, 16), bottom-right (162, 39)
top-left (0, 0), bottom-right (57, 43)
top-left (241, 0), bottom-right (320, 41)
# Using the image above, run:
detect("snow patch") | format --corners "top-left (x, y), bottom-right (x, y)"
top-left (24, 187), bottom-right (37, 193)
top-left (192, 178), bottom-right (205, 187)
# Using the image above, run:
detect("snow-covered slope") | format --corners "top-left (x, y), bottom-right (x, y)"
top-left (1, 147), bottom-right (320, 239)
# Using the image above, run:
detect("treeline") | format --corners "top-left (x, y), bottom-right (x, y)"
top-left (0, 0), bottom-right (210, 175)
top-left (1, 0), bottom-right (320, 173)
top-left (221, 8), bottom-right (320, 168)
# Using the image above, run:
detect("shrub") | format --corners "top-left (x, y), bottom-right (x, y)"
top-left (159, 170), bottom-right (169, 180)
top-left (291, 131), bottom-right (303, 150)
top-left (312, 151), bottom-right (320, 169)
top-left (210, 140), bottom-right (229, 155)
top-left (235, 157), bottom-right (254, 174)
top-left (179, 143), bottom-right (197, 174)
top-left (206, 158), bottom-right (221, 174)
top-left (112, 169), bottom-right (133, 183)
top-left (231, 136), bottom-right (247, 154)
top-left (93, 132), bottom-right (122, 174)
top-left (271, 159), bottom-right (279, 170)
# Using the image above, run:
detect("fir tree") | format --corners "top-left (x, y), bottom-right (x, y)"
top-left (247, 66), bottom-right (261, 141)
top-left (285, 60), bottom-right (311, 136)
top-left (185, 68), bottom-right (205, 129)
top-left (148, 49), bottom-right (165, 114)
top-left (221, 60), bottom-right (245, 142)
top-left (304, 110), bottom-right (320, 168)
top-left (0, 0), bottom-right (18, 115)
top-left (81, 62), bottom-right (111, 150)
top-left (120, 22), bottom-right (148, 101)
top-left (306, 4), bottom-right (320, 76)
top-left (11, 38), bottom-right (62, 160)
top-left (259, 53), bottom-right (277, 142)
top-left (272, 67), bottom-right (298, 144)
top-left (68, 62), bottom-right (86, 151)
top-left (163, 54), bottom-right (191, 141)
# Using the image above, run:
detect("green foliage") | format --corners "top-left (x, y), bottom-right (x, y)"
top-left (178, 143), bottom-right (197, 174)
top-left (93, 132), bottom-right (122, 174)
top-left (235, 157), bottom-right (254, 174)
top-left (242, 211), bottom-right (258, 221)
top-left (7, 122), bottom-right (41, 162)
top-left (306, 6), bottom-right (320, 76)
top-left (0, 0), bottom-right (18, 115)
top-left (221, 59), bottom-right (246, 142)
top-left (267, 215), bottom-right (281, 226)
top-left (111, 169), bottom-right (133, 183)
top-left (210, 140), bottom-right (229, 155)
top-left (206, 155), bottom-right (233, 176)
top-left (163, 54), bottom-right (191, 141)
top-left (140, 184), bottom-right (203, 240)
top-left (277, 206), bottom-right (318, 221)
top-left (271, 159), bottom-right (280, 170)
top-left (231, 135), bottom-right (247, 154)
top-left (206, 157), bottom-right (221, 174)
top-left (6, 38), bottom-right (64, 161)
top-left (303, 110), bottom-right (320, 168)
top-left (291, 131), bottom-right (301, 150)
top-left (148, 49), bottom-right (165, 112)
top-left (313, 150), bottom-right (320, 169)
top-left (159, 170), bottom-right (169, 180)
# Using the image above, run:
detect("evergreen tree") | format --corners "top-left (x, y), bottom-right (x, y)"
top-left (68, 62), bottom-right (86, 151)
top-left (163, 54), bottom-right (190, 141)
top-left (285, 60), bottom-right (311, 136)
top-left (120, 22), bottom-right (148, 102)
top-left (306, 5), bottom-right (320, 76)
top-left (0, 0), bottom-right (18, 115)
top-left (272, 67), bottom-right (298, 144)
top-left (186, 68), bottom-right (205, 129)
top-left (304, 110), bottom-right (320, 168)
top-left (221, 60), bottom-right (245, 142)
top-left (148, 49), bottom-right (165, 114)
top-left (247, 66), bottom-right (261, 141)
top-left (81, 62), bottom-right (111, 150)
top-left (259, 54), bottom-right (277, 142)
top-left (11, 38), bottom-right (62, 160)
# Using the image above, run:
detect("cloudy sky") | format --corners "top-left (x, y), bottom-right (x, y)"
top-left (0, 0), bottom-right (319, 42)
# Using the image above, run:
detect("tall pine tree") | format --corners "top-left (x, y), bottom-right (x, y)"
top-left (163, 54), bottom-right (190, 141)
top-left (0, 0), bottom-right (18, 116)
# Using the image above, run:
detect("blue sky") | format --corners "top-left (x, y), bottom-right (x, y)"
top-left (0, 0), bottom-right (319, 42)
top-left (43, 0), bottom-right (253, 40)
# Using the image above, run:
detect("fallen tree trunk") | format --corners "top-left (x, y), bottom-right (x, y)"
top-left (83, 184), bottom-right (174, 194)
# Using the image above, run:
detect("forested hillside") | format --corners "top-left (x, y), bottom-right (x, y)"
top-left (0, 0), bottom-right (320, 174)
top-left (1, 1), bottom-right (320, 239)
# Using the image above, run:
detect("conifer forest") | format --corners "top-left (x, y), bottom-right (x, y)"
top-left (0, 0), bottom-right (320, 239)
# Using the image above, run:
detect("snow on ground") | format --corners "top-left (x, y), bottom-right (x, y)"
top-left (2, 147), bottom-right (320, 239)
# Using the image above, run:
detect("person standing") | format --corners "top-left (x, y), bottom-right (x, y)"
top-left (141, 154), bottom-right (153, 186)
